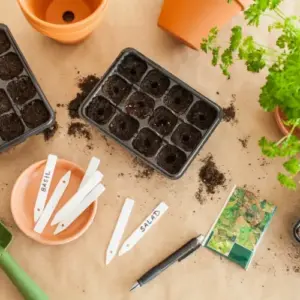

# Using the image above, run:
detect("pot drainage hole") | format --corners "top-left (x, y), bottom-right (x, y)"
top-left (171, 123), bottom-right (202, 152)
top-left (0, 52), bottom-right (24, 80)
top-left (157, 145), bottom-right (187, 175)
top-left (141, 70), bottom-right (170, 97)
top-left (149, 107), bottom-right (177, 136)
top-left (0, 30), bottom-right (11, 55)
top-left (86, 96), bottom-right (116, 125)
top-left (21, 100), bottom-right (50, 128)
top-left (63, 11), bottom-right (75, 23)
top-left (109, 113), bottom-right (139, 141)
top-left (0, 89), bottom-right (12, 115)
top-left (125, 91), bottom-right (155, 119)
top-left (0, 113), bottom-right (25, 142)
top-left (133, 128), bottom-right (162, 157)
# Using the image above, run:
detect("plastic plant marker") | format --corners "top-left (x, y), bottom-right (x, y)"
top-left (34, 171), bottom-right (71, 234)
top-left (119, 202), bottom-right (169, 256)
top-left (34, 154), bottom-right (58, 222)
top-left (54, 183), bottom-right (105, 235)
top-left (79, 157), bottom-right (101, 190)
top-left (0, 221), bottom-right (48, 299)
top-left (106, 198), bottom-right (135, 265)
top-left (51, 171), bottom-right (103, 225)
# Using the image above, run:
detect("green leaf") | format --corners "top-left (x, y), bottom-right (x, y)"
top-left (259, 137), bottom-right (280, 157)
top-left (279, 135), bottom-right (300, 156)
top-left (283, 157), bottom-right (300, 174)
top-left (212, 47), bottom-right (220, 66)
top-left (277, 173), bottom-right (297, 190)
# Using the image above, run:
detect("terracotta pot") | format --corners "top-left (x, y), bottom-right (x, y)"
top-left (17, 0), bottom-right (108, 44)
top-left (274, 107), bottom-right (300, 137)
top-left (158, 0), bottom-right (251, 50)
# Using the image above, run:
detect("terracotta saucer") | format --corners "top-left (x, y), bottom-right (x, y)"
top-left (11, 159), bottom-right (97, 246)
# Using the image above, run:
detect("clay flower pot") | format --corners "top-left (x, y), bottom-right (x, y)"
top-left (274, 107), bottom-right (300, 137)
top-left (17, 0), bottom-right (108, 44)
top-left (158, 0), bottom-right (251, 50)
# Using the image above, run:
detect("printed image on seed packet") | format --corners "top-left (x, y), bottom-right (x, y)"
top-left (205, 187), bottom-right (276, 269)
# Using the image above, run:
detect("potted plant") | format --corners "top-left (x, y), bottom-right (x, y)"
top-left (157, 0), bottom-right (251, 50)
top-left (201, 0), bottom-right (300, 190)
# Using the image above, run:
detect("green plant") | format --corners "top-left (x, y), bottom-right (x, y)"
top-left (201, 0), bottom-right (300, 190)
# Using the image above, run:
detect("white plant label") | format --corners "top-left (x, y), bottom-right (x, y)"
top-left (118, 202), bottom-right (169, 256)
top-left (34, 154), bottom-right (58, 222)
top-left (79, 157), bottom-right (101, 190)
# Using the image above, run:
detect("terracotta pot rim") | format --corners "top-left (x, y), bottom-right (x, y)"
top-left (17, 0), bottom-right (108, 30)
top-left (274, 106), bottom-right (290, 136)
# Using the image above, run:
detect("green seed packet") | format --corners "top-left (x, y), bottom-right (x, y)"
top-left (205, 187), bottom-right (276, 269)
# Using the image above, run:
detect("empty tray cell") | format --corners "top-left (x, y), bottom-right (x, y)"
top-left (0, 30), bottom-right (11, 55)
top-left (133, 128), bottom-right (162, 157)
top-left (7, 76), bottom-right (36, 105)
top-left (118, 54), bottom-right (147, 83)
top-left (0, 52), bottom-right (23, 80)
top-left (109, 113), bottom-right (139, 141)
top-left (86, 96), bottom-right (116, 125)
top-left (141, 70), bottom-right (170, 97)
top-left (157, 145), bottom-right (187, 175)
top-left (102, 74), bottom-right (131, 105)
top-left (0, 113), bottom-right (25, 141)
top-left (149, 107), bottom-right (177, 136)
top-left (171, 123), bottom-right (202, 152)
top-left (187, 101), bottom-right (218, 130)
top-left (164, 85), bottom-right (193, 114)
top-left (0, 89), bottom-right (12, 115)
top-left (21, 100), bottom-right (50, 128)
top-left (125, 91), bottom-right (155, 119)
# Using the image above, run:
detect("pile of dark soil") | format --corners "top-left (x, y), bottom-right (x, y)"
top-left (0, 113), bottom-right (24, 141)
top-left (68, 75), bottom-right (100, 119)
top-left (238, 136), bottom-right (250, 149)
top-left (149, 107), bottom-right (177, 136)
top-left (21, 100), bottom-right (50, 128)
top-left (43, 121), bottom-right (58, 141)
top-left (109, 114), bottom-right (139, 141)
top-left (223, 96), bottom-right (237, 123)
top-left (141, 70), bottom-right (170, 97)
top-left (0, 89), bottom-right (12, 114)
top-left (125, 91), bottom-right (154, 119)
top-left (68, 122), bottom-right (91, 141)
top-left (0, 52), bottom-right (23, 80)
top-left (0, 31), bottom-right (11, 54)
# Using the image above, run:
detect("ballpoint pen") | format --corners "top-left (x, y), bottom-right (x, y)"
top-left (130, 234), bottom-right (205, 291)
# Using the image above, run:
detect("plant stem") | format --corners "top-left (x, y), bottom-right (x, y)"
top-left (274, 8), bottom-right (286, 21)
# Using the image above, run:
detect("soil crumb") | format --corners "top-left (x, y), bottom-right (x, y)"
top-left (43, 121), bottom-right (59, 141)
top-left (56, 103), bottom-right (65, 108)
top-left (68, 122), bottom-right (91, 141)
top-left (68, 75), bottom-right (100, 119)
top-left (238, 136), bottom-right (250, 149)
top-left (222, 95), bottom-right (237, 123)
top-left (133, 158), bottom-right (155, 179)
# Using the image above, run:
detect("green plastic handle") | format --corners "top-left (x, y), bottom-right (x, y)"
top-left (0, 247), bottom-right (48, 300)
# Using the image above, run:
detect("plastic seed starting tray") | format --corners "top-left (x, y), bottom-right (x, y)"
top-left (0, 24), bottom-right (55, 152)
top-left (80, 48), bottom-right (223, 179)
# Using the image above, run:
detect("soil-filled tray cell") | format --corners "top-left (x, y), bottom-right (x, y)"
top-left (0, 30), bottom-right (10, 55)
top-left (141, 70), bottom-right (170, 97)
top-left (21, 100), bottom-right (50, 128)
top-left (0, 113), bottom-right (25, 141)
top-left (171, 123), bottom-right (202, 152)
top-left (7, 76), bottom-right (36, 105)
top-left (149, 106), bottom-right (177, 136)
top-left (102, 74), bottom-right (131, 105)
top-left (0, 52), bottom-right (24, 81)
top-left (164, 85), bottom-right (193, 114)
top-left (109, 113), bottom-right (139, 141)
top-left (125, 91), bottom-right (155, 119)
top-left (85, 96), bottom-right (116, 125)
top-left (0, 89), bottom-right (12, 115)
top-left (133, 128), bottom-right (162, 157)
top-left (187, 101), bottom-right (218, 130)
top-left (118, 54), bottom-right (147, 83)
top-left (157, 145), bottom-right (187, 175)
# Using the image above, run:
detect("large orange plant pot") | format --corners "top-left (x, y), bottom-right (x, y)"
top-left (158, 0), bottom-right (251, 50)
top-left (17, 0), bottom-right (108, 44)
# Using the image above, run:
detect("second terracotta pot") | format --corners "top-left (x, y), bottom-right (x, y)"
top-left (18, 0), bottom-right (108, 44)
top-left (158, 0), bottom-right (251, 50)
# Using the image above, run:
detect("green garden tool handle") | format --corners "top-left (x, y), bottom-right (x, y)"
top-left (0, 247), bottom-right (48, 300)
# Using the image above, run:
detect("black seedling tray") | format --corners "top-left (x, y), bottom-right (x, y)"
top-left (0, 24), bottom-right (55, 152)
top-left (80, 48), bottom-right (223, 179)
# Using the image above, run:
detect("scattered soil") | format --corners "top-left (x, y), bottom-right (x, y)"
top-left (164, 85), bottom-right (193, 114)
top-left (0, 89), bottom-right (12, 114)
top-left (258, 157), bottom-right (270, 167)
top-left (187, 101), bottom-right (217, 130)
top-left (43, 121), bottom-right (58, 141)
top-left (149, 107), bottom-right (177, 136)
top-left (133, 158), bottom-right (155, 179)
top-left (21, 100), bottom-right (50, 128)
top-left (118, 54), bottom-right (147, 83)
top-left (125, 91), bottom-right (155, 119)
top-left (102, 75), bottom-right (131, 105)
top-left (0, 113), bottom-right (24, 141)
top-left (68, 75), bottom-right (100, 119)
top-left (141, 70), bottom-right (170, 97)
top-left (222, 96), bottom-right (237, 123)
top-left (171, 123), bottom-right (202, 152)
top-left (56, 103), bottom-right (65, 108)
top-left (8, 76), bottom-right (36, 105)
top-left (157, 144), bottom-right (187, 175)
top-left (85, 96), bottom-right (116, 125)
top-left (0, 30), bottom-right (10, 55)
top-left (68, 122), bottom-right (91, 141)
top-left (0, 52), bottom-right (24, 80)
top-left (109, 113), bottom-right (139, 141)
top-left (133, 128), bottom-right (162, 157)
top-left (238, 136), bottom-right (250, 149)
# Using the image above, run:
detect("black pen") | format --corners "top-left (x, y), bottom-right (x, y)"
top-left (130, 234), bottom-right (205, 291)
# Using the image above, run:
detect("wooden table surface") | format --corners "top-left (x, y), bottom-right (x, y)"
top-left (0, 1), bottom-right (299, 299)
